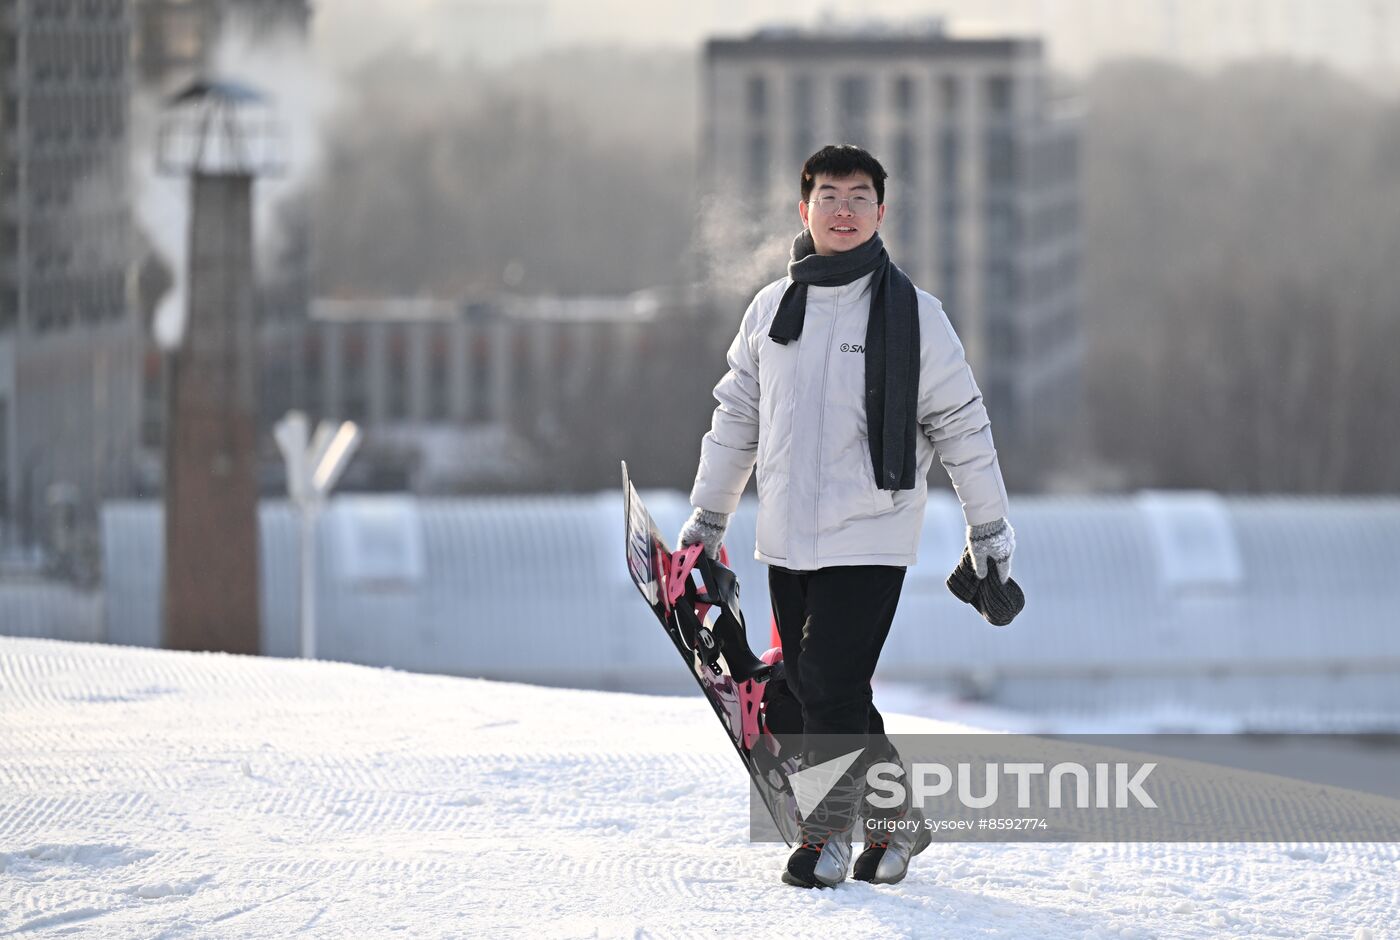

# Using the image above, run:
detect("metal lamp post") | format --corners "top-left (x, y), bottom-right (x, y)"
top-left (274, 410), bottom-right (361, 659)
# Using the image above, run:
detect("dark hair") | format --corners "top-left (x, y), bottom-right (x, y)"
top-left (800, 145), bottom-right (888, 204)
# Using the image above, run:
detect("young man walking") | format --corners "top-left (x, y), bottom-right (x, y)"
top-left (679, 145), bottom-right (1017, 888)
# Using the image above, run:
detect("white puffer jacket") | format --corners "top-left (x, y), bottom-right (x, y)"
top-left (689, 271), bottom-right (1010, 570)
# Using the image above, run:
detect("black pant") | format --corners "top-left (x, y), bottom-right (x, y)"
top-left (768, 564), bottom-right (906, 761)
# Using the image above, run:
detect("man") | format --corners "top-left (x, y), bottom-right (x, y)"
top-left (679, 145), bottom-right (1016, 888)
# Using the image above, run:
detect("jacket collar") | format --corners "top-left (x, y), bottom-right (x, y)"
top-left (803, 270), bottom-right (876, 298)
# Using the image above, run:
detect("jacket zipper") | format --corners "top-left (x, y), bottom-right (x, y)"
top-left (811, 284), bottom-right (841, 562)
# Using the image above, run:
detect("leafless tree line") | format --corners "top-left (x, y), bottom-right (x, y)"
top-left (1083, 59), bottom-right (1400, 492)
top-left (312, 48), bottom-right (698, 298)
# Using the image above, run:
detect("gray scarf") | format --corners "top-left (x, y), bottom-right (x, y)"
top-left (768, 229), bottom-right (920, 491)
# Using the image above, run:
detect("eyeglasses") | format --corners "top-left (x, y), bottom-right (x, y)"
top-left (808, 194), bottom-right (879, 215)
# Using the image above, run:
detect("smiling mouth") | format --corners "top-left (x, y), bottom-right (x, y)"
top-left (831, 226), bottom-right (858, 234)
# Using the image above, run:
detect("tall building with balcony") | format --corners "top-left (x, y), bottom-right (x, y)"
top-left (703, 25), bottom-right (1082, 488)
top-left (0, 0), bottom-right (141, 567)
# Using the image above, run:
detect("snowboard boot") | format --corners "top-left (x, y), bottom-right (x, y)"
top-left (851, 805), bottom-right (932, 885)
top-left (781, 747), bottom-right (863, 889)
top-left (783, 834), bottom-right (852, 889)
top-left (852, 739), bottom-right (932, 885)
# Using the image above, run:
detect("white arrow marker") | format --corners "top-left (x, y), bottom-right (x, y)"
top-left (789, 748), bottom-right (865, 820)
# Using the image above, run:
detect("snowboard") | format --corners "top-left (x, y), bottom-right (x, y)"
top-left (621, 461), bottom-right (801, 845)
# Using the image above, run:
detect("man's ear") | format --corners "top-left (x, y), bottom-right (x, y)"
top-left (798, 199), bottom-right (810, 228)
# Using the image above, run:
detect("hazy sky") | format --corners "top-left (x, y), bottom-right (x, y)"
top-left (314, 0), bottom-right (1399, 86)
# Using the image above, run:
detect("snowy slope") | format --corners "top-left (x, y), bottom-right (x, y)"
top-left (0, 637), bottom-right (1395, 939)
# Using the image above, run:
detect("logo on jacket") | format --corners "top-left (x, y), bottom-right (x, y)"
top-left (840, 343), bottom-right (865, 353)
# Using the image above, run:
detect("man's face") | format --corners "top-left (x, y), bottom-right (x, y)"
top-left (798, 172), bottom-right (886, 256)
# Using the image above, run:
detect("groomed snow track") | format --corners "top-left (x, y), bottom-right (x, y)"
top-left (1, 637), bottom-right (1396, 938)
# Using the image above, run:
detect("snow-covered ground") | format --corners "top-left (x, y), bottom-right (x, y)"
top-left (1, 637), bottom-right (1396, 939)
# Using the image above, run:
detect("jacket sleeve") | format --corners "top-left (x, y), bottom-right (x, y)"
top-left (688, 294), bottom-right (763, 515)
top-left (918, 296), bottom-right (1011, 527)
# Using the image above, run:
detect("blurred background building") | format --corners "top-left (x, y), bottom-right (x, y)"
top-left (703, 25), bottom-right (1082, 489)
top-left (0, 0), bottom-right (141, 580)
top-left (256, 293), bottom-right (694, 494)
top-left (0, 0), bottom-right (315, 578)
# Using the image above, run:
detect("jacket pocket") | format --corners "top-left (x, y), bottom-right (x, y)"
top-left (755, 470), bottom-right (788, 559)
top-left (863, 438), bottom-right (896, 516)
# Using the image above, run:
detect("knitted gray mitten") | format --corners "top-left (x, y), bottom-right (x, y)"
top-left (678, 507), bottom-right (730, 560)
top-left (967, 518), bottom-right (1016, 582)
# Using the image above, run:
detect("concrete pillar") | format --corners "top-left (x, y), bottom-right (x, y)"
top-left (323, 321), bottom-right (343, 420)
top-left (449, 320), bottom-right (471, 422)
top-left (486, 320), bottom-right (513, 425)
top-left (408, 322), bottom-right (429, 421)
top-left (366, 320), bottom-right (388, 427)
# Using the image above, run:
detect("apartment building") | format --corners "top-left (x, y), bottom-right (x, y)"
top-left (0, 0), bottom-right (141, 561)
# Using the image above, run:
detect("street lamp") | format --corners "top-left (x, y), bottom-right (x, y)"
top-left (274, 410), bottom-right (361, 659)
